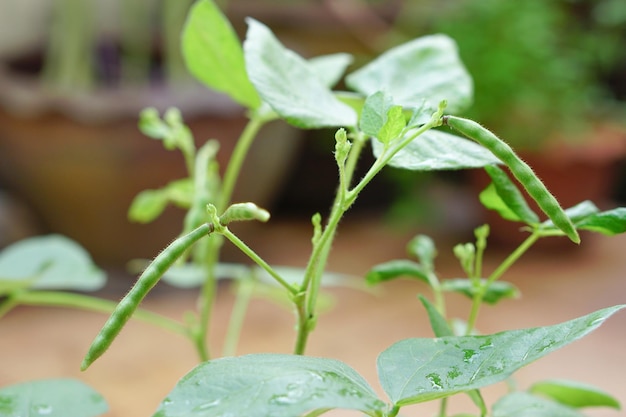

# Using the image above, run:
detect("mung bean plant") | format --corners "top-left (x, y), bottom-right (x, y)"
top-left (1, 1), bottom-right (625, 416)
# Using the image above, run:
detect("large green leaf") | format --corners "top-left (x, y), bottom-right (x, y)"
top-left (308, 53), bottom-right (353, 88)
top-left (371, 129), bottom-right (500, 171)
top-left (182, 0), bottom-right (261, 109)
top-left (153, 354), bottom-right (387, 417)
top-left (0, 378), bottom-right (107, 417)
top-left (346, 34), bottom-right (473, 113)
top-left (244, 19), bottom-right (357, 128)
top-left (492, 392), bottom-right (585, 417)
top-left (0, 235), bottom-right (105, 293)
top-left (377, 305), bottom-right (625, 406)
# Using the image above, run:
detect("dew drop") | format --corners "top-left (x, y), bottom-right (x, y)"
top-left (193, 399), bottom-right (220, 411)
top-left (338, 388), bottom-right (364, 398)
top-left (462, 349), bottom-right (477, 363)
top-left (425, 373), bottom-right (443, 390)
top-left (479, 339), bottom-right (494, 350)
top-left (32, 404), bottom-right (53, 415)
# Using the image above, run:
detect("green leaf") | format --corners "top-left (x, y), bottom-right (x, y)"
top-left (182, 0), bottom-right (261, 109)
top-left (153, 354), bottom-right (387, 417)
top-left (529, 379), bottom-right (621, 409)
top-left (372, 129), bottom-right (500, 171)
top-left (244, 19), bottom-right (357, 128)
top-left (479, 183), bottom-right (520, 223)
top-left (360, 91), bottom-right (393, 138)
top-left (562, 200), bottom-right (601, 222)
top-left (406, 100), bottom-right (436, 128)
top-left (128, 179), bottom-right (193, 223)
top-left (377, 305), bottom-right (625, 406)
top-left (365, 260), bottom-right (429, 285)
top-left (308, 53), bottom-right (353, 88)
top-left (492, 392), bottom-right (585, 417)
top-left (441, 279), bottom-right (519, 305)
top-left (483, 165), bottom-right (540, 225)
top-left (346, 34), bottom-right (472, 113)
top-left (0, 236), bottom-right (105, 292)
top-left (128, 189), bottom-right (170, 223)
top-left (138, 108), bottom-right (195, 154)
top-left (418, 295), bottom-right (453, 337)
top-left (574, 207), bottom-right (626, 236)
top-left (378, 105), bottom-right (407, 144)
top-left (0, 378), bottom-right (108, 417)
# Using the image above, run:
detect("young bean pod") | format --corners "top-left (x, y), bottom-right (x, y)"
top-left (443, 115), bottom-right (580, 243)
top-left (81, 223), bottom-right (214, 370)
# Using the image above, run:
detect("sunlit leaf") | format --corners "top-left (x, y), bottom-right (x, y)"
top-left (182, 0), bottom-right (261, 109)
top-left (378, 105), bottom-right (406, 144)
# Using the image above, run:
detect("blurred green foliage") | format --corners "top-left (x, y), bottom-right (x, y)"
top-left (390, 0), bottom-right (626, 150)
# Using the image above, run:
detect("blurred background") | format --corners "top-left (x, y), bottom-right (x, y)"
top-left (1, 2), bottom-right (626, 416)
top-left (0, 0), bottom-right (625, 266)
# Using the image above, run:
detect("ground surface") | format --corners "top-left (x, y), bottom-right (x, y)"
top-left (1, 217), bottom-right (625, 416)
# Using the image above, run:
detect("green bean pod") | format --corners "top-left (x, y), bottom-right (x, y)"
top-left (81, 223), bottom-right (213, 371)
top-left (443, 115), bottom-right (580, 243)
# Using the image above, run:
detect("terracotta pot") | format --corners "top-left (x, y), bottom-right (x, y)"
top-left (0, 61), bottom-right (301, 266)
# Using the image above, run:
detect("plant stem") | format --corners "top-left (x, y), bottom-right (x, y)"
top-left (0, 297), bottom-right (19, 320)
top-left (465, 232), bottom-right (540, 334)
top-left (438, 398), bottom-right (448, 417)
top-left (222, 228), bottom-right (296, 293)
top-left (346, 117), bottom-right (439, 206)
top-left (195, 235), bottom-right (222, 361)
top-left (218, 116), bottom-right (266, 212)
top-left (195, 115), bottom-right (267, 360)
top-left (222, 277), bottom-right (255, 356)
top-left (9, 291), bottom-right (188, 336)
top-left (294, 119), bottom-right (442, 355)
top-left (386, 405), bottom-right (400, 417)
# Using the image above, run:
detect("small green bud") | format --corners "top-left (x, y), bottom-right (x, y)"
top-left (334, 128), bottom-right (351, 165)
top-left (220, 202), bottom-right (270, 225)
top-left (453, 242), bottom-right (475, 277)
top-left (474, 224), bottom-right (490, 251)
